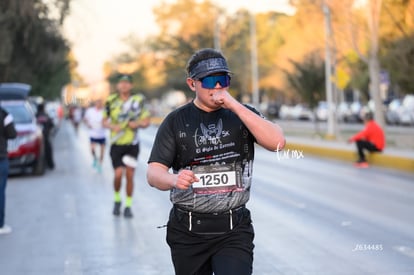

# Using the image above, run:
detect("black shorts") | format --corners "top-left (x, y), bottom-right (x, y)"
top-left (166, 206), bottom-right (254, 275)
top-left (90, 137), bottom-right (106, 145)
top-left (110, 144), bottom-right (139, 168)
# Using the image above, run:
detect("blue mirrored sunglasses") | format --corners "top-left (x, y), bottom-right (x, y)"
top-left (198, 75), bottom-right (231, 89)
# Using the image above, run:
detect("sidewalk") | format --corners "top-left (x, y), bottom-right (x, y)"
top-left (285, 135), bottom-right (414, 173)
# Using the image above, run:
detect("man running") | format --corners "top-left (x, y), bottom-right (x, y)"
top-left (103, 74), bottom-right (151, 218)
top-left (84, 99), bottom-right (107, 173)
top-left (147, 48), bottom-right (285, 274)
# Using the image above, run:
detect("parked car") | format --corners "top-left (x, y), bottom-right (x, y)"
top-left (337, 102), bottom-right (351, 122)
top-left (0, 83), bottom-right (45, 175)
top-left (385, 98), bottom-right (402, 125)
top-left (398, 94), bottom-right (414, 126)
top-left (338, 101), bottom-right (362, 123)
top-left (315, 101), bottom-right (328, 121)
top-left (266, 102), bottom-right (281, 119)
top-left (291, 104), bottom-right (314, 121)
top-left (279, 104), bottom-right (314, 121)
top-left (279, 104), bottom-right (295, 120)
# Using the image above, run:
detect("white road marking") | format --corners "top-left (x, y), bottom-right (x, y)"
top-left (393, 245), bottom-right (414, 259)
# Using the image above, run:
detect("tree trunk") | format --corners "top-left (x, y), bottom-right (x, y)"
top-left (368, 56), bottom-right (385, 127)
top-left (367, 0), bottom-right (385, 128)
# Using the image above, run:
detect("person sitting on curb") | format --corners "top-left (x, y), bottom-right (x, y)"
top-left (348, 112), bottom-right (385, 168)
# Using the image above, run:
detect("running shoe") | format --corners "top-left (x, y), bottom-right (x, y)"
top-left (92, 158), bottom-right (98, 168)
top-left (354, 161), bottom-right (369, 168)
top-left (96, 163), bottom-right (102, 173)
top-left (124, 207), bottom-right (133, 218)
top-left (113, 202), bottom-right (121, 216)
top-left (0, 224), bottom-right (12, 235)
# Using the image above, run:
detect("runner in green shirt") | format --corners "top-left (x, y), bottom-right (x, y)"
top-left (103, 74), bottom-right (151, 218)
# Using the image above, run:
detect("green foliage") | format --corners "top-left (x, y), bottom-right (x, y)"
top-left (221, 10), bottom-right (251, 100)
top-left (379, 0), bottom-right (414, 94)
top-left (381, 34), bottom-right (414, 94)
top-left (0, 0), bottom-right (72, 99)
top-left (106, 0), bottom-right (414, 104)
top-left (347, 57), bottom-right (370, 101)
top-left (256, 12), bottom-right (288, 76)
top-left (283, 51), bottom-right (326, 109)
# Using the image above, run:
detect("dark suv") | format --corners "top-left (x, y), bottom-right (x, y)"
top-left (0, 83), bottom-right (45, 175)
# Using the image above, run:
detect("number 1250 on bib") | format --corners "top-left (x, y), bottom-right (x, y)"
top-left (193, 171), bottom-right (236, 189)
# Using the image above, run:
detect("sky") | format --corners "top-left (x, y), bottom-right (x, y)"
top-left (63, 0), bottom-right (295, 84)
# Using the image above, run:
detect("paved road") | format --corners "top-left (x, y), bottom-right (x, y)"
top-left (1, 121), bottom-right (413, 275)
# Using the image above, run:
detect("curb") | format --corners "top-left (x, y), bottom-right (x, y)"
top-left (285, 142), bottom-right (414, 173)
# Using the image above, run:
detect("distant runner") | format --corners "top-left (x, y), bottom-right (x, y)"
top-left (84, 99), bottom-right (107, 173)
top-left (103, 74), bottom-right (151, 218)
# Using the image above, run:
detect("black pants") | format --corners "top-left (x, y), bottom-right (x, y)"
top-left (44, 137), bottom-right (54, 169)
top-left (356, 140), bottom-right (381, 161)
top-left (166, 206), bottom-right (255, 275)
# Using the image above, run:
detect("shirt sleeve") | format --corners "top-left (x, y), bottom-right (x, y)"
top-left (350, 123), bottom-right (371, 142)
top-left (147, 113), bottom-right (176, 168)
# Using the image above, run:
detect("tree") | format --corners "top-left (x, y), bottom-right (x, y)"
top-left (382, 35), bottom-right (414, 96)
top-left (105, 0), bottom-right (414, 113)
top-left (220, 9), bottom-right (252, 101)
top-left (365, 0), bottom-right (385, 127)
top-left (283, 50), bottom-right (326, 132)
top-left (0, 0), bottom-right (72, 99)
top-left (283, 50), bottom-right (326, 110)
top-left (380, 0), bottom-right (414, 95)
top-left (272, 0), bottom-right (327, 103)
top-left (254, 11), bottom-right (290, 101)
top-left (152, 0), bottom-right (221, 96)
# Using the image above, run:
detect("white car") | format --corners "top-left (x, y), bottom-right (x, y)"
top-left (337, 101), bottom-right (362, 123)
top-left (291, 104), bottom-right (314, 121)
top-left (385, 99), bottom-right (401, 125)
top-left (398, 95), bottom-right (414, 126)
top-left (315, 101), bottom-right (328, 121)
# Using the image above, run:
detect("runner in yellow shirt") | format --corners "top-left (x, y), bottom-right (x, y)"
top-left (103, 74), bottom-right (151, 218)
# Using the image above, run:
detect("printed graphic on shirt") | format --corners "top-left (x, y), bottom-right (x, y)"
top-left (193, 119), bottom-right (235, 154)
top-left (148, 103), bottom-right (258, 213)
top-left (105, 94), bottom-right (150, 145)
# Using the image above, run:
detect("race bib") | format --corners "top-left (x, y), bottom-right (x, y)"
top-left (192, 164), bottom-right (241, 194)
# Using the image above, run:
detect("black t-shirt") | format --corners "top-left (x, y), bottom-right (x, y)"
top-left (148, 102), bottom-right (259, 213)
top-left (36, 111), bottom-right (54, 138)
